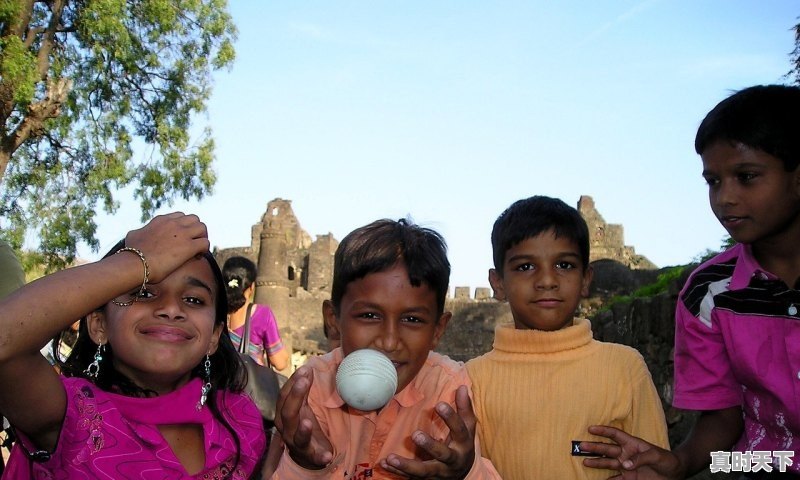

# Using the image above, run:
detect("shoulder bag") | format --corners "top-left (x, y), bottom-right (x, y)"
top-left (238, 304), bottom-right (288, 422)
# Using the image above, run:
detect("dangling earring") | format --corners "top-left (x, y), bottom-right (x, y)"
top-left (197, 354), bottom-right (212, 410)
top-left (84, 343), bottom-right (105, 380)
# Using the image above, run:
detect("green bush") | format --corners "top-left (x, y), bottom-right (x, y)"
top-left (602, 265), bottom-right (689, 311)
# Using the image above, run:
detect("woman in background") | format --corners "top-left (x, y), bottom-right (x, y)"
top-left (222, 256), bottom-right (290, 372)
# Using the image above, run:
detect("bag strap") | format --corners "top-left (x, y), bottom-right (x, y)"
top-left (238, 303), bottom-right (275, 369)
top-left (238, 303), bottom-right (255, 355)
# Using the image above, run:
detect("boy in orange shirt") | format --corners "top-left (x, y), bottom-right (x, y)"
top-left (271, 219), bottom-right (500, 479)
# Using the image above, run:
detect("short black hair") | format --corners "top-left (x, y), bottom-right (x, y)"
top-left (491, 196), bottom-right (590, 274)
top-left (330, 218), bottom-right (450, 316)
top-left (695, 84), bottom-right (800, 171)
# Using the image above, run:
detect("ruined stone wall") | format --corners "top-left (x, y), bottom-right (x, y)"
top-left (578, 195), bottom-right (657, 270)
top-left (307, 234), bottom-right (337, 294)
top-left (282, 295), bottom-right (329, 354)
top-left (437, 300), bottom-right (511, 361)
top-left (213, 247), bottom-right (256, 272)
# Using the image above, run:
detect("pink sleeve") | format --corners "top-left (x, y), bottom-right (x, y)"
top-left (673, 298), bottom-right (741, 411)
top-left (251, 305), bottom-right (285, 355)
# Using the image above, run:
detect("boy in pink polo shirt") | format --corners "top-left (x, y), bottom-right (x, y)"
top-left (270, 219), bottom-right (500, 479)
top-left (581, 85), bottom-right (800, 478)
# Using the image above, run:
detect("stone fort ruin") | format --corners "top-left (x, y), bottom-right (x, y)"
top-left (214, 196), bottom-right (654, 368)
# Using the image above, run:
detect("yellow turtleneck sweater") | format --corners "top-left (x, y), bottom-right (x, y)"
top-left (466, 319), bottom-right (669, 480)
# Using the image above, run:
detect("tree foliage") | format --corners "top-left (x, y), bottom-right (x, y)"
top-left (0, 0), bottom-right (236, 270)
top-left (792, 21), bottom-right (800, 85)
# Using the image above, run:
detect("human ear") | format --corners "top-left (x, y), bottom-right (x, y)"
top-left (207, 322), bottom-right (224, 355)
top-left (430, 311), bottom-right (452, 349)
top-left (488, 269), bottom-right (506, 301)
top-left (580, 265), bottom-right (594, 298)
top-left (322, 300), bottom-right (341, 343)
top-left (86, 311), bottom-right (107, 345)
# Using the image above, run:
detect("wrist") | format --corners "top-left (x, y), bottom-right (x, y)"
top-left (111, 247), bottom-right (149, 307)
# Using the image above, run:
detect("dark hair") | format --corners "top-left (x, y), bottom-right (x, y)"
top-left (54, 240), bottom-right (247, 477)
top-left (695, 84), bottom-right (800, 171)
top-left (222, 256), bottom-right (257, 313)
top-left (491, 196), bottom-right (590, 274)
top-left (330, 218), bottom-right (450, 316)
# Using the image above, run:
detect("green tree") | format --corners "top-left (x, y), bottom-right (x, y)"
top-left (0, 0), bottom-right (236, 270)
top-left (792, 20), bottom-right (800, 85)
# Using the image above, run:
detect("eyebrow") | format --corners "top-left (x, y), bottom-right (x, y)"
top-left (703, 162), bottom-right (767, 175)
top-left (350, 300), bottom-right (432, 314)
top-left (507, 251), bottom-right (581, 263)
top-left (186, 276), bottom-right (214, 295)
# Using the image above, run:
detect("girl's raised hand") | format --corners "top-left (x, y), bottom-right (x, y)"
top-left (124, 212), bottom-right (210, 283)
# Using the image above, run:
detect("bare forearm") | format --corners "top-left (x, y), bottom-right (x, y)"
top-left (0, 253), bottom-right (142, 359)
top-left (269, 348), bottom-right (291, 371)
top-left (673, 407), bottom-right (744, 477)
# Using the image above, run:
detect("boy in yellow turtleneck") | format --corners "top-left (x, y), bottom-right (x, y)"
top-left (466, 196), bottom-right (669, 480)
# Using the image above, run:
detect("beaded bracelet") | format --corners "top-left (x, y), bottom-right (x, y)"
top-left (111, 247), bottom-right (150, 307)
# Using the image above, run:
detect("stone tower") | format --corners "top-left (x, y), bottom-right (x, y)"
top-left (254, 199), bottom-right (298, 367)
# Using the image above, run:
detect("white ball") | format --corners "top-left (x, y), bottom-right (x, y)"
top-left (336, 349), bottom-right (398, 411)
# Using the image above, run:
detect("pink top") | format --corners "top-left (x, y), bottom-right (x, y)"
top-left (271, 349), bottom-right (500, 480)
top-left (3, 376), bottom-right (266, 479)
top-left (674, 243), bottom-right (799, 473)
top-left (230, 304), bottom-right (285, 366)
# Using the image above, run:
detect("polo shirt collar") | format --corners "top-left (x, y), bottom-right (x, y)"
top-left (730, 243), bottom-right (778, 290)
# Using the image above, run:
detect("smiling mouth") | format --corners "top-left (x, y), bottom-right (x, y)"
top-left (720, 215), bottom-right (745, 226)
top-left (534, 299), bottom-right (562, 307)
top-left (140, 326), bottom-right (192, 341)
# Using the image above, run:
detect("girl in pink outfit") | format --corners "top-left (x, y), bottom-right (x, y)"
top-left (222, 256), bottom-right (290, 371)
top-left (0, 213), bottom-right (266, 479)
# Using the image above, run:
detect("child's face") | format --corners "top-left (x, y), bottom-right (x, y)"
top-left (89, 257), bottom-right (223, 393)
top-left (489, 230), bottom-right (592, 331)
top-left (702, 141), bottom-right (800, 248)
top-left (324, 263), bottom-right (450, 394)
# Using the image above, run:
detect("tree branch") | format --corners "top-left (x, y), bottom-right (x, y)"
top-left (1, 78), bottom-right (72, 155)
top-left (35, 0), bottom-right (67, 79)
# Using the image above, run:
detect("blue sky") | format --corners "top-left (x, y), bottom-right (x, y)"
top-left (86, 1), bottom-right (799, 290)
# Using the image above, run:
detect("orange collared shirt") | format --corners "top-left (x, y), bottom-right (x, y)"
top-left (272, 349), bottom-right (500, 480)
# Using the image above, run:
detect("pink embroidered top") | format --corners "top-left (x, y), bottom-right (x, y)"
top-left (3, 376), bottom-right (266, 479)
